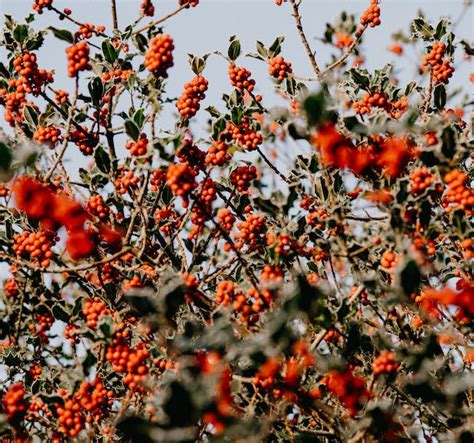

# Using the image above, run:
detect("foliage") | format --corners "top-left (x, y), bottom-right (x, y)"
top-left (0, 1), bottom-right (472, 442)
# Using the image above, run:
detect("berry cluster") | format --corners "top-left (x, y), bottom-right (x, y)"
top-left (206, 140), bottom-right (231, 166)
top-left (13, 51), bottom-right (53, 95)
top-left (87, 195), bottom-right (110, 220)
top-left (217, 208), bottom-right (235, 231)
top-left (69, 126), bottom-right (98, 155)
top-left (114, 168), bottom-right (140, 195)
top-left (55, 89), bottom-right (69, 105)
top-left (0, 80), bottom-right (29, 126)
top-left (154, 206), bottom-right (180, 236)
top-left (0, 184), bottom-right (8, 198)
top-left (230, 165), bottom-right (257, 192)
top-left (312, 124), bottom-right (413, 178)
top-left (424, 132), bottom-right (438, 146)
top-left (268, 56), bottom-right (293, 81)
top-left (443, 170), bottom-right (474, 216)
top-left (235, 214), bottom-right (266, 250)
top-left (242, 287), bottom-right (273, 321)
top-left (352, 92), bottom-right (391, 115)
top-left (460, 239), bottom-right (472, 260)
top-left (13, 230), bottom-right (55, 268)
top-left (153, 357), bottom-right (176, 372)
top-left (166, 163), bottom-right (198, 208)
top-left (56, 394), bottom-right (85, 438)
top-left (4, 276), bottom-right (19, 298)
top-left (66, 41), bottom-right (92, 77)
top-left (75, 378), bottom-right (113, 419)
top-left (32, 0), bottom-right (53, 14)
top-left (126, 133), bottom-right (149, 156)
top-left (77, 24), bottom-right (105, 40)
top-left (216, 280), bottom-right (240, 306)
top-left (372, 351), bottom-right (399, 376)
top-left (83, 298), bottom-right (111, 328)
top-left (306, 208), bottom-right (330, 230)
top-left (228, 63), bottom-right (256, 92)
top-left (335, 33), bottom-right (353, 49)
top-left (412, 233), bottom-right (436, 257)
top-left (106, 338), bottom-right (150, 391)
top-left (423, 43), bottom-right (454, 84)
top-left (253, 357), bottom-right (281, 390)
top-left (176, 76), bottom-right (209, 120)
top-left (322, 370), bottom-right (370, 417)
top-left (35, 313), bottom-right (54, 340)
top-left (409, 167), bottom-right (435, 194)
top-left (226, 119), bottom-right (263, 151)
top-left (64, 324), bottom-right (79, 345)
top-left (179, 0), bottom-right (199, 7)
top-left (190, 178), bottom-right (217, 238)
top-left (380, 250), bottom-right (399, 270)
top-left (150, 168), bottom-right (166, 192)
top-left (274, 234), bottom-right (301, 257)
top-left (176, 139), bottom-right (206, 171)
top-left (140, 0), bottom-right (155, 16)
top-left (144, 34), bottom-right (174, 78)
top-left (260, 265), bottom-right (284, 285)
top-left (359, 0), bottom-right (381, 29)
top-left (389, 43), bottom-right (403, 56)
top-left (102, 69), bottom-right (133, 83)
top-left (2, 383), bottom-right (29, 425)
top-left (33, 126), bottom-right (61, 149)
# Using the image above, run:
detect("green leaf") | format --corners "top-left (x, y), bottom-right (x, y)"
top-left (0, 142), bottom-right (12, 172)
top-left (205, 106), bottom-right (221, 118)
top-left (102, 40), bottom-right (118, 63)
top-left (26, 33), bottom-right (44, 51)
top-left (404, 81), bottom-right (417, 96)
top-left (268, 36), bottom-right (284, 57)
top-left (441, 126), bottom-right (456, 158)
top-left (88, 77), bottom-right (104, 106)
top-left (188, 54), bottom-right (207, 75)
top-left (303, 92), bottom-right (327, 127)
top-left (411, 17), bottom-right (434, 41)
top-left (399, 260), bottom-right (421, 297)
top-left (349, 68), bottom-right (370, 90)
top-left (256, 41), bottom-right (268, 58)
top-left (48, 26), bottom-right (74, 43)
top-left (460, 40), bottom-right (474, 56)
top-left (228, 38), bottom-right (241, 61)
top-left (133, 109), bottom-right (145, 128)
top-left (133, 33), bottom-right (148, 53)
top-left (52, 304), bottom-right (70, 322)
top-left (82, 350), bottom-right (97, 376)
top-left (434, 18), bottom-right (449, 40)
top-left (13, 25), bottom-right (28, 43)
top-left (0, 62), bottom-right (9, 79)
top-left (125, 119), bottom-right (140, 141)
top-left (433, 84), bottom-right (446, 110)
top-left (23, 105), bottom-right (39, 127)
top-left (94, 145), bottom-right (111, 173)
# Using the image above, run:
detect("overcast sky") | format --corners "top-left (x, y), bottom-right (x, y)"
top-left (0, 1), bottom-right (472, 172)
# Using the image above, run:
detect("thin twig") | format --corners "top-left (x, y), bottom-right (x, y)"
top-left (45, 78), bottom-right (79, 180)
top-left (321, 25), bottom-right (368, 76)
top-left (133, 5), bottom-right (186, 35)
top-left (289, 0), bottom-right (321, 78)
top-left (111, 0), bottom-right (119, 31)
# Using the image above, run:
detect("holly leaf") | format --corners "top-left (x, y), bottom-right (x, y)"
top-left (48, 26), bottom-right (74, 43)
top-left (228, 37), bottom-right (241, 61)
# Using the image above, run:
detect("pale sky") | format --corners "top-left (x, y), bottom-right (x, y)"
top-left (0, 1), bottom-right (472, 172)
